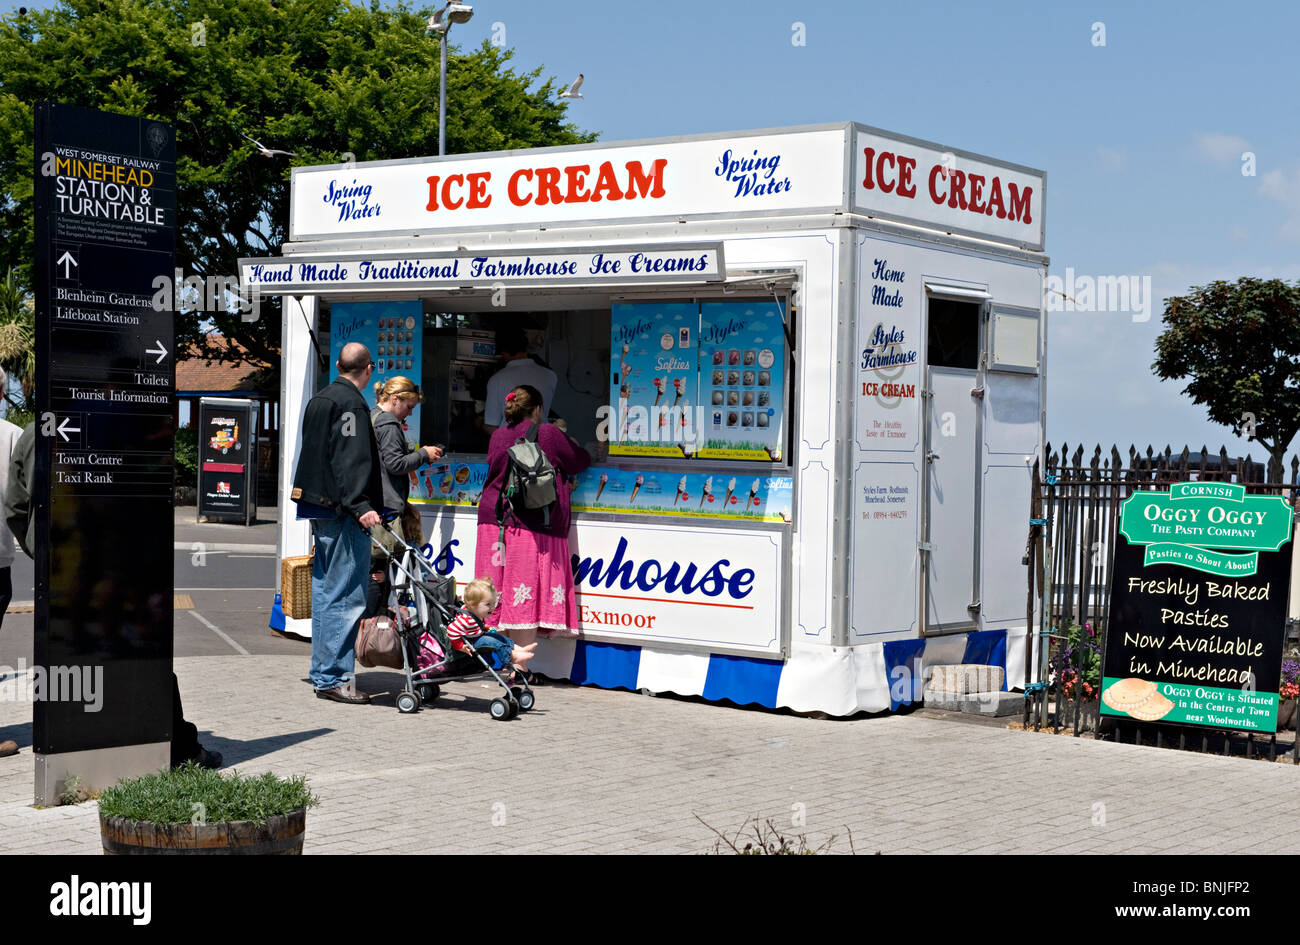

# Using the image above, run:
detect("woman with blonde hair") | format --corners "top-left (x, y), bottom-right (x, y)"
top-left (365, 376), bottom-right (443, 615)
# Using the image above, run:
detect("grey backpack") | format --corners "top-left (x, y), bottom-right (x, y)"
top-left (497, 422), bottom-right (558, 531)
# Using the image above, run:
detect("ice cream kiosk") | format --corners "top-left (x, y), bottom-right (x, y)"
top-left (247, 121), bottom-right (1047, 715)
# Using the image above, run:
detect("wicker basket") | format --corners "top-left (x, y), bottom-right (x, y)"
top-left (280, 554), bottom-right (313, 619)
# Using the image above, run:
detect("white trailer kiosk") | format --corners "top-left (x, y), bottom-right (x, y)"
top-left (246, 121), bottom-right (1047, 716)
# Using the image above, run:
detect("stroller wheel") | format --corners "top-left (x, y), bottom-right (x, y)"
top-left (396, 691), bottom-right (420, 714)
top-left (514, 688), bottom-right (535, 712)
top-left (417, 683), bottom-right (440, 705)
top-left (490, 698), bottom-right (511, 721)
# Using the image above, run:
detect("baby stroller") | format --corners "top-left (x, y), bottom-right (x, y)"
top-left (367, 518), bottom-right (535, 720)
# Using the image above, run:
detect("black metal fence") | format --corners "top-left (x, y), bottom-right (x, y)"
top-left (1024, 443), bottom-right (1300, 759)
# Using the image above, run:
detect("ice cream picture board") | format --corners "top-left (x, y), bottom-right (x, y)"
top-left (609, 302), bottom-right (700, 457)
top-left (698, 301), bottom-right (786, 461)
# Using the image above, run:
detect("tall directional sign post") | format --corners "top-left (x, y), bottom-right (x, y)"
top-left (33, 103), bottom-right (177, 803)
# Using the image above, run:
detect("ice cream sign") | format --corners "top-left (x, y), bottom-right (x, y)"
top-left (852, 129), bottom-right (1045, 251)
top-left (289, 129), bottom-right (846, 238)
top-left (1119, 483), bottom-right (1293, 576)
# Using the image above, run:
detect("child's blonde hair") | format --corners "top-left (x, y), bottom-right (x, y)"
top-left (463, 577), bottom-right (497, 607)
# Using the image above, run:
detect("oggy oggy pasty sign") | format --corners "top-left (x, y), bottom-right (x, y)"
top-left (1101, 483), bottom-right (1294, 733)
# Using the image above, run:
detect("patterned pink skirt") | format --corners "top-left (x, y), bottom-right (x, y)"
top-left (475, 523), bottom-right (581, 635)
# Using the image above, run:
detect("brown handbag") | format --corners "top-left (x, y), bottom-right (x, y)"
top-left (355, 613), bottom-right (404, 669)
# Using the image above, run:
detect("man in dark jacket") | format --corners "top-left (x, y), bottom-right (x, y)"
top-left (291, 342), bottom-right (383, 704)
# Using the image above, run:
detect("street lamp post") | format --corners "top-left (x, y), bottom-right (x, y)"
top-left (427, 2), bottom-right (475, 156)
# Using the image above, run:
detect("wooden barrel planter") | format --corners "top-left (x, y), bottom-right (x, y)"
top-left (101, 808), bottom-right (306, 855)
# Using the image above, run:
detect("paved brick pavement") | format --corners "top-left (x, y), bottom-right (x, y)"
top-left (3, 655), bottom-right (1300, 854)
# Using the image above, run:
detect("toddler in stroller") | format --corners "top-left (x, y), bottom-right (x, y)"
top-left (442, 578), bottom-right (537, 677)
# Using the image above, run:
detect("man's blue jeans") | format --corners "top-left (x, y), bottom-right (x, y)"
top-left (310, 513), bottom-right (370, 690)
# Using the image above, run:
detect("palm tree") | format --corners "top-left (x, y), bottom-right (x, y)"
top-left (0, 269), bottom-right (36, 412)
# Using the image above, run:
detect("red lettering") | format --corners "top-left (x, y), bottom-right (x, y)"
top-left (862, 147), bottom-right (876, 189)
top-left (896, 155), bottom-right (917, 198)
top-left (466, 171), bottom-right (491, 209)
top-left (590, 161), bottom-right (623, 201)
top-left (425, 175), bottom-right (440, 211)
top-left (507, 168), bottom-right (533, 206)
top-left (966, 173), bottom-right (985, 214)
top-left (535, 166), bottom-right (564, 205)
top-left (624, 159), bottom-right (667, 200)
top-left (986, 176), bottom-right (1006, 218)
top-left (1007, 183), bottom-right (1032, 223)
top-left (947, 169), bottom-right (968, 210)
top-left (928, 164), bottom-right (947, 204)
top-left (875, 151), bottom-right (896, 195)
top-left (565, 164), bottom-right (592, 203)
top-left (442, 173), bottom-right (465, 210)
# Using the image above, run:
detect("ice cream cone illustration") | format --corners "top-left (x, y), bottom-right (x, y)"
top-left (679, 398), bottom-right (689, 428)
top-left (630, 474), bottom-right (644, 503)
top-left (595, 472), bottom-right (609, 502)
top-left (764, 446), bottom-right (782, 462)
top-left (618, 383), bottom-right (631, 443)
top-left (621, 343), bottom-right (629, 361)
top-left (724, 477), bottom-right (736, 507)
top-left (748, 478), bottom-right (760, 513)
top-left (422, 473), bottom-right (433, 497)
top-left (652, 376), bottom-right (666, 406)
top-left (672, 376), bottom-right (685, 408)
top-left (675, 475), bottom-right (686, 504)
top-left (700, 476), bottom-right (713, 508)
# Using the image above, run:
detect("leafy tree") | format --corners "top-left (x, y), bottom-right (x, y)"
top-left (0, 267), bottom-right (35, 416)
top-left (0, 0), bottom-right (596, 388)
top-left (1152, 277), bottom-right (1300, 480)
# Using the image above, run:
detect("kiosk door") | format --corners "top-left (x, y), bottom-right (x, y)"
top-left (923, 296), bottom-right (985, 632)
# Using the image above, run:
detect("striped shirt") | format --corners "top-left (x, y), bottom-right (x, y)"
top-left (446, 612), bottom-right (487, 647)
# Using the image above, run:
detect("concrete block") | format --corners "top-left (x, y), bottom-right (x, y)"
top-left (958, 691), bottom-right (1023, 717)
top-left (922, 688), bottom-right (962, 711)
top-left (924, 664), bottom-right (1005, 694)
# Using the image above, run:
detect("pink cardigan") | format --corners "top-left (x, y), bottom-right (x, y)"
top-left (477, 420), bottom-right (592, 536)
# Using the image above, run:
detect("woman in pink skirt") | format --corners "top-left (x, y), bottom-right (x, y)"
top-left (476, 384), bottom-right (591, 658)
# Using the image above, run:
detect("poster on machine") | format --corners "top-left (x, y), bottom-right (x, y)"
top-left (608, 302), bottom-right (700, 457)
top-left (1100, 484), bottom-right (1294, 733)
top-left (697, 301), bottom-right (786, 461)
top-left (331, 299), bottom-right (424, 445)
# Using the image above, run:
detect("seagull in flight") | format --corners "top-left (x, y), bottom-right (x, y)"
top-left (560, 74), bottom-right (584, 99)
top-left (241, 132), bottom-right (297, 158)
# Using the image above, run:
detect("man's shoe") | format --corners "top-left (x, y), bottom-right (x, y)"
top-left (196, 747), bottom-right (222, 770)
top-left (316, 684), bottom-right (370, 704)
top-left (0, 739), bottom-right (18, 758)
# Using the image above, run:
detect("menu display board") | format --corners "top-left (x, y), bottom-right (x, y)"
top-left (197, 398), bottom-right (257, 524)
top-left (698, 301), bottom-right (786, 461)
top-left (609, 302), bottom-right (700, 457)
top-left (1100, 484), bottom-right (1294, 733)
top-left (330, 299), bottom-right (424, 437)
top-left (608, 300), bottom-right (787, 462)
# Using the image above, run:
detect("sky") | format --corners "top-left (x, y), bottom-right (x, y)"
top-left (7, 0), bottom-right (1300, 461)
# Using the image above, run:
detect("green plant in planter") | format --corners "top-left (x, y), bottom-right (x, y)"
top-left (99, 763), bottom-right (318, 855)
top-left (99, 763), bottom-right (317, 824)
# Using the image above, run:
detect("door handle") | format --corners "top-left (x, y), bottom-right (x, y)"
top-left (926, 450), bottom-right (940, 462)
top-left (970, 387), bottom-right (985, 399)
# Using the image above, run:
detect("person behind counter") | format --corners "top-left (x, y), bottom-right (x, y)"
top-left (476, 385), bottom-right (591, 659)
top-left (483, 326), bottom-right (557, 432)
top-left (366, 376), bottom-right (444, 616)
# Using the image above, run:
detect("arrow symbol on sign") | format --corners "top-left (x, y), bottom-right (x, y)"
top-left (57, 251), bottom-right (77, 278)
top-left (146, 340), bottom-right (168, 364)
top-left (57, 417), bottom-right (80, 442)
